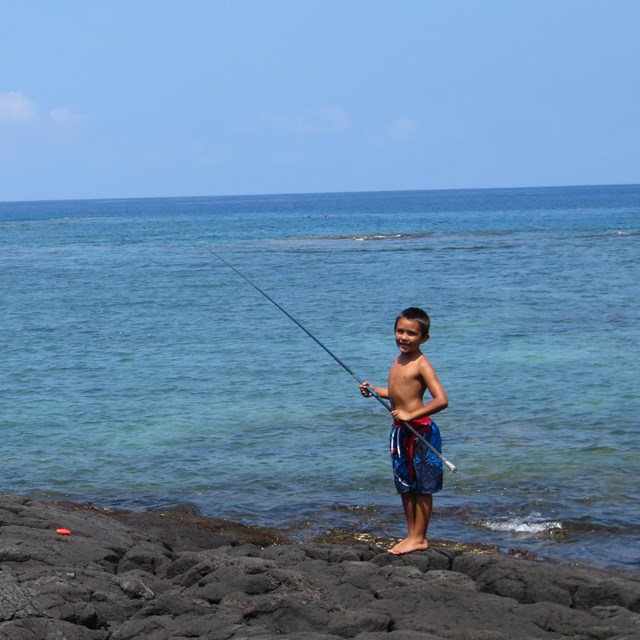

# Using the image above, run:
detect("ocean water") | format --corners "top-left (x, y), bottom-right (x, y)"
top-left (1, 185), bottom-right (638, 571)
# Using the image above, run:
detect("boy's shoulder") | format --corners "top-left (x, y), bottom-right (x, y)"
top-left (414, 351), bottom-right (434, 371)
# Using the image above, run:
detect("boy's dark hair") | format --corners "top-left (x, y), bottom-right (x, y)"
top-left (395, 307), bottom-right (431, 337)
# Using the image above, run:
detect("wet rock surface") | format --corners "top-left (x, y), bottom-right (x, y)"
top-left (1, 493), bottom-right (639, 639)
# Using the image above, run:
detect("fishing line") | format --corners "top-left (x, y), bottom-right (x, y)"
top-left (203, 246), bottom-right (457, 473)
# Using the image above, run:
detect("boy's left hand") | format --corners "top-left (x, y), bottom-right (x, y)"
top-left (391, 409), bottom-right (411, 422)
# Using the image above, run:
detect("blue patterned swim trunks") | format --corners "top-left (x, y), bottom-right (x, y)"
top-left (389, 416), bottom-right (443, 495)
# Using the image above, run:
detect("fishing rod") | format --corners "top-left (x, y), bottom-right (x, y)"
top-left (203, 246), bottom-right (458, 473)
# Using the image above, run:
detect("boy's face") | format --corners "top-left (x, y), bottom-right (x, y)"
top-left (395, 317), bottom-right (429, 354)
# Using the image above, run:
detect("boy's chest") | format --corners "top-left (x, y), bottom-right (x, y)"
top-left (389, 360), bottom-right (421, 386)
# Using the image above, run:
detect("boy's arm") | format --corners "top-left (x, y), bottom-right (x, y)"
top-left (359, 381), bottom-right (389, 399)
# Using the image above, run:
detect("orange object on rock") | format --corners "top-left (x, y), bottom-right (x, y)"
top-left (56, 528), bottom-right (72, 535)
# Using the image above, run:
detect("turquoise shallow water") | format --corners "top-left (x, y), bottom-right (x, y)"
top-left (1, 185), bottom-right (638, 570)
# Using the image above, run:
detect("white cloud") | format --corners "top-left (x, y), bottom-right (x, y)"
top-left (266, 112), bottom-right (311, 134)
top-left (0, 91), bottom-right (38, 121)
top-left (388, 117), bottom-right (418, 139)
top-left (315, 106), bottom-right (350, 132)
top-left (50, 107), bottom-right (89, 128)
top-left (264, 106), bottom-right (350, 134)
top-left (0, 92), bottom-right (88, 133)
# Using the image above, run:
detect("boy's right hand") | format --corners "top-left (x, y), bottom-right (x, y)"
top-left (359, 381), bottom-right (373, 397)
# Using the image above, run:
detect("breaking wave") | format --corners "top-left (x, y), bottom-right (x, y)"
top-left (477, 515), bottom-right (563, 535)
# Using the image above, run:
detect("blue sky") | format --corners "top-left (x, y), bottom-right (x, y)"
top-left (1, 0), bottom-right (638, 201)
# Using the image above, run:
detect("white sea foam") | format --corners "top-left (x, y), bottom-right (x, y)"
top-left (479, 517), bottom-right (562, 534)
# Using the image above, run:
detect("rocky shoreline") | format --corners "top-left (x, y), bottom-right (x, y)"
top-left (1, 493), bottom-right (639, 639)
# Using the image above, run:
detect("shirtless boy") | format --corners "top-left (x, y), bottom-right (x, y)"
top-left (360, 307), bottom-right (448, 555)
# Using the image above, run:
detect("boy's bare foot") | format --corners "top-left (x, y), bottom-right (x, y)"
top-left (387, 537), bottom-right (429, 555)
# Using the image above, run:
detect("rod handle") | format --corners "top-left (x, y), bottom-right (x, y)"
top-left (360, 381), bottom-right (458, 473)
